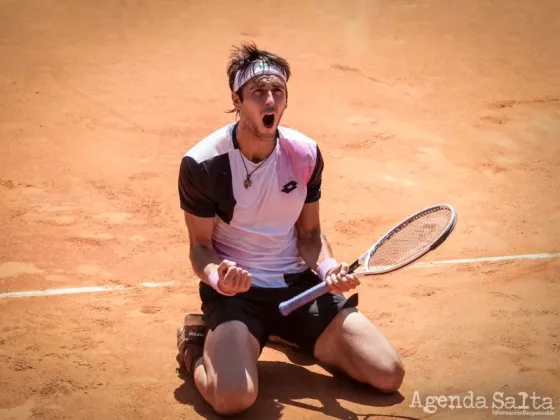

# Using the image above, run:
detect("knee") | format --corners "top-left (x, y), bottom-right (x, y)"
top-left (212, 387), bottom-right (257, 416)
top-left (204, 321), bottom-right (261, 415)
top-left (373, 360), bottom-right (405, 393)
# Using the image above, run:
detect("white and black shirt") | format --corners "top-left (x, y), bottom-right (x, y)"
top-left (179, 123), bottom-right (324, 288)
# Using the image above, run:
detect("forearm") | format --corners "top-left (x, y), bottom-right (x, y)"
top-left (189, 243), bottom-right (222, 286)
top-left (297, 228), bottom-right (335, 273)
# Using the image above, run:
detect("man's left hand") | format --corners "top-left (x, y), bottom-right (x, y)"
top-left (324, 262), bottom-right (360, 294)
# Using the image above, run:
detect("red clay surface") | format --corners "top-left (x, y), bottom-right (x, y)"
top-left (1, 1), bottom-right (559, 419)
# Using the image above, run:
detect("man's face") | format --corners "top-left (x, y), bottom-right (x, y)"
top-left (235, 74), bottom-right (287, 138)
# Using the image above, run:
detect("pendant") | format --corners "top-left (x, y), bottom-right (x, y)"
top-left (244, 177), bottom-right (252, 189)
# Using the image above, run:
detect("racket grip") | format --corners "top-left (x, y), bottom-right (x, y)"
top-left (278, 282), bottom-right (330, 316)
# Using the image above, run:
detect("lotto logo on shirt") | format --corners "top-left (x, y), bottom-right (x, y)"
top-left (281, 181), bottom-right (298, 193)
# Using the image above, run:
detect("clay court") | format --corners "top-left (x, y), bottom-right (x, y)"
top-left (1, 0), bottom-right (559, 419)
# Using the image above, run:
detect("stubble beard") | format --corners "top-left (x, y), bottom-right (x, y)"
top-left (244, 114), bottom-right (278, 142)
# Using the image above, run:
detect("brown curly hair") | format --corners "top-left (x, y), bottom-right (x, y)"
top-left (225, 42), bottom-right (291, 113)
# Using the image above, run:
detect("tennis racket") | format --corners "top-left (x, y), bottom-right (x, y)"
top-left (279, 203), bottom-right (457, 316)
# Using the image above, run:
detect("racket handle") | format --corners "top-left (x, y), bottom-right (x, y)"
top-left (279, 282), bottom-right (330, 316)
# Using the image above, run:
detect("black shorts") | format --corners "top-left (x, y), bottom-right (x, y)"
top-left (198, 269), bottom-right (359, 356)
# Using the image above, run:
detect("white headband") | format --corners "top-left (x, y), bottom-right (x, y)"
top-left (233, 60), bottom-right (287, 92)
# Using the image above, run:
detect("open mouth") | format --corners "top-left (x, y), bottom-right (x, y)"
top-left (262, 114), bottom-right (275, 129)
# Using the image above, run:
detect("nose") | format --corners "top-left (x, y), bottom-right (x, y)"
top-left (264, 90), bottom-right (275, 107)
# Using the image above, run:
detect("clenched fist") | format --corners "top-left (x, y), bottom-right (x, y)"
top-left (214, 260), bottom-right (253, 295)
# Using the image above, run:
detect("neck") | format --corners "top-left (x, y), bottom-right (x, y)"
top-left (236, 120), bottom-right (276, 163)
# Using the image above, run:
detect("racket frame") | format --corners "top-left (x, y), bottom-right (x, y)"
top-left (352, 203), bottom-right (457, 277)
top-left (278, 203), bottom-right (457, 316)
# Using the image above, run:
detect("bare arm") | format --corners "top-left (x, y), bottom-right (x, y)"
top-left (294, 144), bottom-right (359, 293)
top-left (295, 201), bottom-right (335, 272)
top-left (296, 201), bottom-right (360, 293)
top-left (183, 211), bottom-right (252, 294)
top-left (184, 212), bottom-right (221, 286)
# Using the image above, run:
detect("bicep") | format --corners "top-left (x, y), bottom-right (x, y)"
top-left (296, 201), bottom-right (321, 238)
top-left (184, 212), bottom-right (214, 247)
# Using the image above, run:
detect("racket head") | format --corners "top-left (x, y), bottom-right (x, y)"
top-left (352, 204), bottom-right (457, 276)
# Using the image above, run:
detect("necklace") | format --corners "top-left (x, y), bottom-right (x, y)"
top-left (239, 148), bottom-right (274, 189)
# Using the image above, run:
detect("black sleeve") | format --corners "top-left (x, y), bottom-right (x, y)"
top-left (178, 156), bottom-right (215, 217)
top-left (305, 144), bottom-right (324, 203)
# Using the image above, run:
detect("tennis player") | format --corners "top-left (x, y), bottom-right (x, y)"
top-left (176, 42), bottom-right (404, 416)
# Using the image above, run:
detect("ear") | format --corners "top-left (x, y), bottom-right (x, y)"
top-left (231, 91), bottom-right (241, 110)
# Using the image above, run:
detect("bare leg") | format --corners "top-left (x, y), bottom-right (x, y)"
top-left (193, 320), bottom-right (261, 416)
top-left (313, 307), bottom-right (405, 393)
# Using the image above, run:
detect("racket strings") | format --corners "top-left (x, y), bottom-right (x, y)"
top-left (367, 208), bottom-right (453, 271)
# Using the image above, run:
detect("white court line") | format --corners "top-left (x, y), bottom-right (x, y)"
top-left (414, 252), bottom-right (560, 267)
top-left (0, 252), bottom-right (558, 300)
top-left (139, 281), bottom-right (176, 288)
top-left (0, 285), bottom-right (127, 299)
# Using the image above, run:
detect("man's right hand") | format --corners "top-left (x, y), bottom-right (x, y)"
top-left (215, 260), bottom-right (253, 295)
